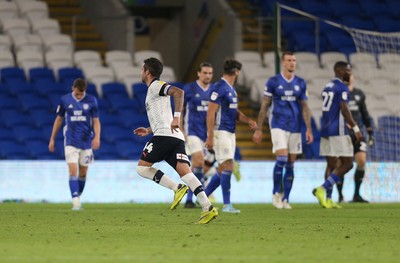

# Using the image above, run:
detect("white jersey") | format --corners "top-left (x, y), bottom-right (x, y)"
top-left (146, 79), bottom-right (185, 141)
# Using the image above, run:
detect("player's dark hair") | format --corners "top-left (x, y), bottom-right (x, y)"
top-left (223, 58), bottom-right (242, 75)
top-left (143, 57), bottom-right (163, 79)
top-left (198, 62), bottom-right (213, 72)
top-left (73, 78), bottom-right (87, 92)
top-left (334, 61), bottom-right (351, 72)
top-left (281, 51), bottom-right (294, 60)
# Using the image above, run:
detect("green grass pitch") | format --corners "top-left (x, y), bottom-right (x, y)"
top-left (0, 203), bottom-right (399, 263)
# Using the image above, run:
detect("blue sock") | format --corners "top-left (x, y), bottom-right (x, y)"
top-left (283, 162), bottom-right (294, 202)
top-left (186, 167), bottom-right (204, 202)
top-left (220, 170), bottom-right (232, 205)
top-left (273, 156), bottom-right (287, 194)
top-left (69, 176), bottom-right (79, 198)
top-left (322, 173), bottom-right (340, 197)
top-left (205, 172), bottom-right (220, 196)
top-left (78, 177), bottom-right (86, 196)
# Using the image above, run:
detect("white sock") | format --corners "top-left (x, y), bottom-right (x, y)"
top-left (72, 197), bottom-right (81, 208)
top-left (181, 173), bottom-right (211, 212)
top-left (159, 175), bottom-right (179, 191)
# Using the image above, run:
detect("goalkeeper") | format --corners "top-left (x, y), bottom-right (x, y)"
top-left (337, 74), bottom-right (374, 203)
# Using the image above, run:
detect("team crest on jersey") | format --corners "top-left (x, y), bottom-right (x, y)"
top-left (83, 104), bottom-right (89, 110)
top-left (211, 91), bottom-right (218, 101)
top-left (342, 91), bottom-right (348, 100)
top-left (294, 85), bottom-right (300, 91)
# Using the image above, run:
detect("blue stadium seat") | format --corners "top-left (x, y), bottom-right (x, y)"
top-left (102, 82), bottom-right (128, 99)
top-left (17, 93), bottom-right (51, 112)
top-left (0, 94), bottom-right (21, 111)
top-left (26, 139), bottom-right (58, 160)
top-left (132, 83), bottom-right (147, 113)
top-left (30, 109), bottom-right (55, 127)
top-left (5, 81), bottom-right (35, 96)
top-left (100, 111), bottom-right (126, 127)
top-left (115, 141), bottom-right (144, 160)
top-left (387, 0), bottom-right (400, 17)
top-left (95, 141), bottom-right (120, 160)
top-left (86, 82), bottom-right (98, 97)
top-left (58, 67), bottom-right (84, 84)
top-left (1, 110), bottom-right (34, 128)
top-left (29, 67), bottom-right (56, 83)
top-left (101, 126), bottom-right (134, 143)
top-left (0, 126), bottom-right (15, 141)
top-left (0, 67), bottom-right (26, 84)
top-left (328, 0), bottom-right (362, 18)
top-left (107, 94), bottom-right (140, 113)
top-left (117, 109), bottom-right (149, 129)
top-left (373, 15), bottom-right (400, 32)
top-left (340, 16), bottom-right (376, 31)
top-left (0, 141), bottom-right (30, 159)
top-left (33, 79), bottom-right (66, 97)
top-left (13, 125), bottom-right (46, 143)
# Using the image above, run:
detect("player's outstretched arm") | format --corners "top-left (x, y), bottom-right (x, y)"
top-left (134, 127), bottom-right (152, 137)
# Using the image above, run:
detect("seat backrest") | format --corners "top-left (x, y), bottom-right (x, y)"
top-left (134, 50), bottom-right (162, 65)
top-left (2, 18), bottom-right (30, 39)
top-left (73, 50), bottom-right (102, 69)
top-left (42, 34), bottom-right (73, 52)
top-left (0, 50), bottom-right (15, 68)
top-left (235, 50), bottom-right (262, 64)
top-left (105, 50), bottom-right (133, 65)
top-left (19, 1), bottom-right (49, 23)
top-left (31, 18), bottom-right (60, 38)
top-left (12, 33), bottom-right (43, 52)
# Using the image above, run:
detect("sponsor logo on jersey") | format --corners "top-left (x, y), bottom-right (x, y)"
top-left (229, 103), bottom-right (238, 109)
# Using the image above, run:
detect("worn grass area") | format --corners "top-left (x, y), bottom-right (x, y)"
top-left (0, 203), bottom-right (399, 263)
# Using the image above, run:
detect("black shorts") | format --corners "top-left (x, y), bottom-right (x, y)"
top-left (349, 130), bottom-right (367, 154)
top-left (140, 136), bottom-right (190, 168)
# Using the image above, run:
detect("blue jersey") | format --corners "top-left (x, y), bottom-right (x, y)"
top-left (209, 78), bottom-right (238, 133)
top-left (56, 92), bottom-right (99, 149)
top-left (182, 81), bottom-right (213, 141)
top-left (320, 78), bottom-right (350, 137)
top-left (265, 73), bottom-right (307, 132)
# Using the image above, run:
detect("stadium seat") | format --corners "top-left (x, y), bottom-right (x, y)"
top-left (114, 66), bottom-right (142, 98)
top-left (0, 94), bottom-right (21, 110)
top-left (42, 34), bottom-right (73, 53)
top-left (320, 51), bottom-right (348, 69)
top-left (0, 34), bottom-right (12, 52)
top-left (132, 83), bottom-right (148, 113)
top-left (95, 141), bottom-right (119, 160)
top-left (16, 50), bottom-right (45, 77)
top-left (134, 49), bottom-right (163, 65)
top-left (0, 67), bottom-right (26, 83)
top-left (2, 18), bottom-right (30, 39)
top-left (26, 139), bottom-right (58, 160)
top-left (106, 94), bottom-right (139, 114)
top-left (349, 52), bottom-right (377, 69)
top-left (0, 1), bottom-right (18, 29)
top-left (101, 126), bottom-right (134, 143)
top-left (101, 82), bottom-right (128, 99)
top-left (19, 1), bottom-right (49, 24)
top-left (162, 66), bottom-right (176, 83)
top-left (13, 124), bottom-right (46, 143)
top-left (5, 81), bottom-right (35, 96)
top-left (29, 67), bottom-right (56, 83)
top-left (58, 67), bottom-right (84, 84)
top-left (73, 50), bottom-right (102, 69)
top-left (117, 109), bottom-right (149, 129)
top-left (105, 50), bottom-right (134, 71)
top-left (83, 66), bottom-right (115, 97)
top-left (45, 51), bottom-right (74, 80)
top-left (0, 126), bottom-right (15, 141)
top-left (31, 18), bottom-right (61, 39)
top-left (30, 109), bottom-right (55, 127)
top-left (17, 93), bottom-right (51, 112)
top-left (0, 51), bottom-right (15, 69)
top-left (358, 0), bottom-right (389, 17)
top-left (115, 141), bottom-right (144, 160)
top-left (0, 140), bottom-right (30, 159)
top-left (12, 33), bottom-right (43, 53)
top-left (293, 51), bottom-right (320, 69)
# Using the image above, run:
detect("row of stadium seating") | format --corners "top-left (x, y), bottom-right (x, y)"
top-left (250, 0), bottom-right (400, 53)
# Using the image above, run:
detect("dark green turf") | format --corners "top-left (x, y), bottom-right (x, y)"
top-left (0, 203), bottom-right (399, 263)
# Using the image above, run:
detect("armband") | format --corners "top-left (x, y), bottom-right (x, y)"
top-left (352, 125), bottom-right (360, 133)
top-left (174, 112), bottom-right (181, 118)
